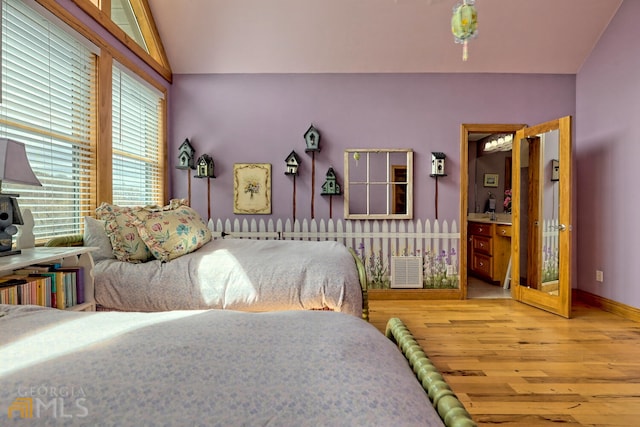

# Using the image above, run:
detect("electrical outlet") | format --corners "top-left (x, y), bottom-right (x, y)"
top-left (596, 270), bottom-right (604, 282)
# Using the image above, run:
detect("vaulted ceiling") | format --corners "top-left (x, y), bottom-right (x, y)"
top-left (147, 0), bottom-right (622, 75)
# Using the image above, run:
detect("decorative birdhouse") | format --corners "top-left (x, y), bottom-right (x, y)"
top-left (303, 125), bottom-right (321, 152)
top-left (285, 150), bottom-right (301, 175)
top-left (195, 154), bottom-right (216, 178)
top-left (177, 138), bottom-right (196, 170)
top-left (430, 152), bottom-right (447, 177)
top-left (321, 167), bottom-right (341, 196)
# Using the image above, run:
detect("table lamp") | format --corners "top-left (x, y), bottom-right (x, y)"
top-left (0, 138), bottom-right (42, 256)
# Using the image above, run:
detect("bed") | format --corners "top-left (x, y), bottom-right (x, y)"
top-left (100, 238), bottom-right (363, 316)
top-left (0, 305), bottom-right (474, 426)
top-left (45, 206), bottom-right (368, 318)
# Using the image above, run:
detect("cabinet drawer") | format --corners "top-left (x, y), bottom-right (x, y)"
top-left (469, 222), bottom-right (492, 237)
top-left (496, 225), bottom-right (511, 237)
top-left (472, 235), bottom-right (492, 256)
top-left (472, 253), bottom-right (492, 277)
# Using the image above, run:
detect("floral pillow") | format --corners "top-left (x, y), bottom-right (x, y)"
top-left (133, 202), bottom-right (211, 262)
top-left (95, 203), bottom-right (153, 263)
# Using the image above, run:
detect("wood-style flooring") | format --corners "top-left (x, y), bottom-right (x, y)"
top-left (368, 298), bottom-right (640, 426)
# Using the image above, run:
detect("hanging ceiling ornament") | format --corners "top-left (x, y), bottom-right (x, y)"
top-left (451, 0), bottom-right (478, 61)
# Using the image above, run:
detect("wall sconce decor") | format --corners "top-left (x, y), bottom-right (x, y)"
top-left (0, 139), bottom-right (43, 255)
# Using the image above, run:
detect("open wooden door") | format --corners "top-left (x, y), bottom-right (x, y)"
top-left (511, 116), bottom-right (572, 318)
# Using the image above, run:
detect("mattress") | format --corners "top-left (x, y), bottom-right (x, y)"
top-left (93, 238), bottom-right (363, 316)
top-left (0, 305), bottom-right (443, 426)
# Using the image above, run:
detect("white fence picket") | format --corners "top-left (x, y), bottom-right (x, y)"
top-left (210, 217), bottom-right (460, 272)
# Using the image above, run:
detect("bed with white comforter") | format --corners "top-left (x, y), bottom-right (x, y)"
top-left (92, 238), bottom-right (364, 316)
top-left (0, 304), bottom-right (445, 426)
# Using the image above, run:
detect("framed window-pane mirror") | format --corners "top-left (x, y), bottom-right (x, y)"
top-left (344, 149), bottom-right (413, 219)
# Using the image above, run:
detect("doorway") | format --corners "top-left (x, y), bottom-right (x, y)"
top-left (460, 118), bottom-right (573, 318)
top-left (467, 129), bottom-right (519, 299)
top-left (459, 124), bottom-right (525, 300)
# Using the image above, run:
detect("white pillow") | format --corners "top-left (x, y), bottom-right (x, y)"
top-left (83, 216), bottom-right (114, 263)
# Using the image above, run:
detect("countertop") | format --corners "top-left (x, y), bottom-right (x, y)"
top-left (467, 213), bottom-right (512, 226)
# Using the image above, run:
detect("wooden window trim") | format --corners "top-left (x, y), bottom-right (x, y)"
top-left (58, 0), bottom-right (172, 83)
top-left (34, 0), bottom-right (169, 205)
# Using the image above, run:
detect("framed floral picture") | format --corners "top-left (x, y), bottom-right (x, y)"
top-left (233, 163), bottom-right (271, 214)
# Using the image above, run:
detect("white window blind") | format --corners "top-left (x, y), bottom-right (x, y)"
top-left (0, 0), bottom-right (96, 240)
top-left (112, 63), bottom-right (163, 207)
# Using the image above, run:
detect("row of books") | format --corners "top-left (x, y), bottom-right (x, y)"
top-left (0, 262), bottom-right (85, 309)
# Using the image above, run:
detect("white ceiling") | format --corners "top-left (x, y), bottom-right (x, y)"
top-left (148, 0), bottom-right (622, 75)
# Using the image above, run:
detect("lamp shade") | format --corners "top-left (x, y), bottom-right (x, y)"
top-left (0, 138), bottom-right (42, 188)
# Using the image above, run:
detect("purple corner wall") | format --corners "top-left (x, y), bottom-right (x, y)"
top-left (169, 73), bottom-right (575, 222)
top-left (576, 0), bottom-right (640, 308)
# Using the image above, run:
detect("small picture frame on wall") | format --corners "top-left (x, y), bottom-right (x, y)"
top-left (233, 163), bottom-right (272, 214)
top-left (483, 173), bottom-right (499, 188)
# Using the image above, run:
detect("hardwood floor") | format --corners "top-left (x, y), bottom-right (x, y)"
top-left (368, 298), bottom-right (640, 426)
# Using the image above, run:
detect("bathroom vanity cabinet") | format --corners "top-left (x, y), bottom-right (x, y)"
top-left (468, 220), bottom-right (511, 286)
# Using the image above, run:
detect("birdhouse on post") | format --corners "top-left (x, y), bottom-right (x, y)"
top-left (195, 154), bottom-right (216, 178)
top-left (430, 152), bottom-right (447, 177)
top-left (303, 125), bottom-right (320, 152)
top-left (177, 138), bottom-right (196, 170)
top-left (285, 151), bottom-right (301, 175)
top-left (321, 167), bottom-right (341, 196)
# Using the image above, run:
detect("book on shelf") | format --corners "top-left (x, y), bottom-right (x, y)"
top-left (0, 278), bottom-right (27, 305)
top-left (33, 262), bottom-right (62, 270)
top-left (28, 272), bottom-right (64, 309)
top-left (2, 256), bottom-right (88, 309)
top-left (1, 277), bottom-right (29, 305)
top-left (14, 265), bottom-right (52, 275)
top-left (54, 267), bottom-right (84, 305)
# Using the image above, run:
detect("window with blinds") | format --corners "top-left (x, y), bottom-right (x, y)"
top-left (112, 63), bottom-right (164, 207)
top-left (0, 0), bottom-right (97, 240)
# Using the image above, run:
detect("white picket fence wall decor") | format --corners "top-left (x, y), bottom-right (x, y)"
top-left (208, 217), bottom-right (460, 289)
top-left (542, 218), bottom-right (560, 282)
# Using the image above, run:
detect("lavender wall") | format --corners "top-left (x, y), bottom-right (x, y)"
top-left (169, 73), bottom-right (575, 222)
top-left (576, 0), bottom-right (640, 308)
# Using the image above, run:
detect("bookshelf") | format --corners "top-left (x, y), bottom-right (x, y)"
top-left (0, 247), bottom-right (96, 311)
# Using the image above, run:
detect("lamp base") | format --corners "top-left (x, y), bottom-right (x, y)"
top-left (0, 249), bottom-right (21, 257)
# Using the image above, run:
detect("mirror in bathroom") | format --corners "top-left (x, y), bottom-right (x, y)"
top-left (343, 148), bottom-right (413, 219)
top-left (468, 133), bottom-right (514, 215)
